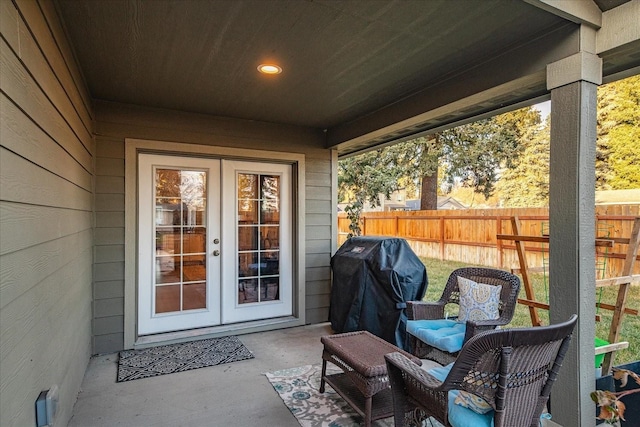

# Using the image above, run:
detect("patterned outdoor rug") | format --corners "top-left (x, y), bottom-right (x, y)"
top-left (117, 336), bottom-right (254, 382)
top-left (265, 364), bottom-right (394, 427)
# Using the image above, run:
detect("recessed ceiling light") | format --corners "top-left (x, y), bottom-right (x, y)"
top-left (257, 64), bottom-right (282, 74)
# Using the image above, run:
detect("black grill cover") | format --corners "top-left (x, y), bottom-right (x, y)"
top-left (329, 236), bottom-right (428, 351)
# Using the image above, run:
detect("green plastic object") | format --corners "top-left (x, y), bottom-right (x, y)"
top-left (595, 337), bottom-right (610, 368)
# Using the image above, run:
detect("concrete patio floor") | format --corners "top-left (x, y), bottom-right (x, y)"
top-left (68, 323), bottom-right (560, 427)
top-left (69, 323), bottom-right (336, 426)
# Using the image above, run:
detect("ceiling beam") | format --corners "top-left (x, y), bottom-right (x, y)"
top-left (524, 0), bottom-right (602, 28)
top-left (597, 0), bottom-right (640, 54)
top-left (326, 23), bottom-right (579, 152)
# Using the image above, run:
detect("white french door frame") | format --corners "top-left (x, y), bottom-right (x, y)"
top-left (124, 139), bottom-right (306, 348)
top-left (138, 154), bottom-right (221, 335)
top-left (221, 160), bottom-right (293, 324)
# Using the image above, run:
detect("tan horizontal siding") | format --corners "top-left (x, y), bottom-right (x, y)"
top-left (94, 245), bottom-right (125, 263)
top-left (0, 147), bottom-right (92, 210)
top-left (93, 332), bottom-right (124, 355)
top-left (94, 280), bottom-right (125, 300)
top-left (305, 307), bottom-right (329, 324)
top-left (1, 95), bottom-right (92, 190)
top-left (0, 202), bottom-right (91, 255)
top-left (306, 239), bottom-right (332, 254)
top-left (95, 212), bottom-right (125, 228)
top-left (1, 40), bottom-right (92, 168)
top-left (306, 225), bottom-right (332, 240)
top-left (0, 2), bottom-right (94, 426)
top-left (306, 199), bottom-right (332, 214)
top-left (306, 266), bottom-right (331, 282)
top-left (94, 315), bottom-right (124, 336)
top-left (306, 293), bottom-right (330, 310)
top-left (306, 171), bottom-right (331, 187)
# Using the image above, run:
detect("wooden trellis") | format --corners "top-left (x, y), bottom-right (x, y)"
top-left (497, 216), bottom-right (640, 374)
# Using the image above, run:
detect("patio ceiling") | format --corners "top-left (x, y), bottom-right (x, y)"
top-left (54, 0), bottom-right (638, 155)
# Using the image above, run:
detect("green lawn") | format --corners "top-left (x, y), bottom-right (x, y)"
top-left (420, 257), bottom-right (640, 365)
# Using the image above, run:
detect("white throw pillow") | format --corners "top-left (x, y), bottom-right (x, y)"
top-left (457, 276), bottom-right (501, 323)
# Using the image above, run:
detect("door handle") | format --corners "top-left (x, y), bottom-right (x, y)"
top-left (213, 250), bottom-right (220, 256)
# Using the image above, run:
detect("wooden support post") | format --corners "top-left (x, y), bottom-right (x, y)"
top-left (511, 216), bottom-right (542, 326)
top-left (602, 217), bottom-right (640, 374)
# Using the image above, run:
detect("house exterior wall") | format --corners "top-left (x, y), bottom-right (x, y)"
top-left (93, 101), bottom-right (334, 354)
top-left (0, 1), bottom-right (94, 426)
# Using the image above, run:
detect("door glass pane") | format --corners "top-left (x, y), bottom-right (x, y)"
top-left (154, 168), bottom-right (207, 314)
top-left (260, 226), bottom-right (279, 249)
top-left (156, 285), bottom-right (180, 313)
top-left (183, 283), bottom-right (206, 310)
top-left (238, 278), bottom-right (258, 304)
top-left (238, 226), bottom-right (258, 251)
top-left (260, 252), bottom-right (279, 275)
top-left (156, 255), bottom-right (180, 284)
top-left (183, 231), bottom-right (206, 254)
top-left (238, 173), bottom-right (258, 199)
top-left (262, 278), bottom-right (279, 301)
top-left (260, 175), bottom-right (280, 224)
top-left (237, 173), bottom-right (281, 305)
top-left (183, 255), bottom-right (206, 281)
top-left (238, 200), bottom-right (258, 224)
top-left (238, 252), bottom-right (258, 277)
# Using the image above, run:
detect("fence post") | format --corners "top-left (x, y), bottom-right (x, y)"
top-left (497, 216), bottom-right (503, 268)
top-left (439, 216), bottom-right (445, 261)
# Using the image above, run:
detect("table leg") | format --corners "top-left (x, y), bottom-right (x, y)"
top-left (320, 359), bottom-right (327, 393)
top-left (364, 396), bottom-right (372, 427)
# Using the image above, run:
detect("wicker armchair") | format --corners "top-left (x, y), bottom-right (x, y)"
top-left (406, 267), bottom-right (521, 365)
top-left (385, 314), bottom-right (577, 427)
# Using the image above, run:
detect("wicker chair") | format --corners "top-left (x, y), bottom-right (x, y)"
top-left (385, 314), bottom-right (577, 427)
top-left (406, 267), bottom-right (521, 365)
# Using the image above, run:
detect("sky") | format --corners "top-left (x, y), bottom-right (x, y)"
top-left (535, 100), bottom-right (551, 118)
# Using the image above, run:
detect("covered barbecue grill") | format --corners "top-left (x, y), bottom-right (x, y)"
top-left (329, 236), bottom-right (428, 351)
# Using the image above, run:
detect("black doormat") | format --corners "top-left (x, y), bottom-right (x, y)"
top-left (117, 336), bottom-right (254, 382)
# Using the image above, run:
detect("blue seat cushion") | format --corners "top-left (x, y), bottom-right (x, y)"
top-left (425, 363), bottom-right (494, 427)
top-left (406, 319), bottom-right (466, 353)
top-left (448, 391), bottom-right (494, 427)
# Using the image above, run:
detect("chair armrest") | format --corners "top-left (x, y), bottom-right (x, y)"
top-left (407, 301), bottom-right (445, 320)
top-left (385, 352), bottom-right (451, 424)
top-left (463, 321), bottom-right (496, 343)
top-left (464, 313), bottom-right (518, 341)
top-left (465, 310), bottom-right (515, 334)
top-left (385, 352), bottom-right (446, 390)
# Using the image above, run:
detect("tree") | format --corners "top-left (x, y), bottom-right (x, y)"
top-left (389, 108), bottom-right (537, 209)
top-left (338, 149), bottom-right (402, 236)
top-left (383, 136), bottom-right (442, 210)
top-left (338, 107), bottom-right (540, 214)
top-left (438, 110), bottom-right (535, 199)
top-left (497, 117), bottom-right (550, 207)
top-left (597, 75), bottom-right (640, 189)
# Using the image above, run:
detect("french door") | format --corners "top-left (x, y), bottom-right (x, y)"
top-left (138, 154), bottom-right (292, 335)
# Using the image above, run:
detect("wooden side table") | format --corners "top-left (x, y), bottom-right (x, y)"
top-left (320, 330), bottom-right (422, 427)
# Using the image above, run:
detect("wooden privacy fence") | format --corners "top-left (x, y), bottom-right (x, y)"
top-left (337, 205), bottom-right (640, 278)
